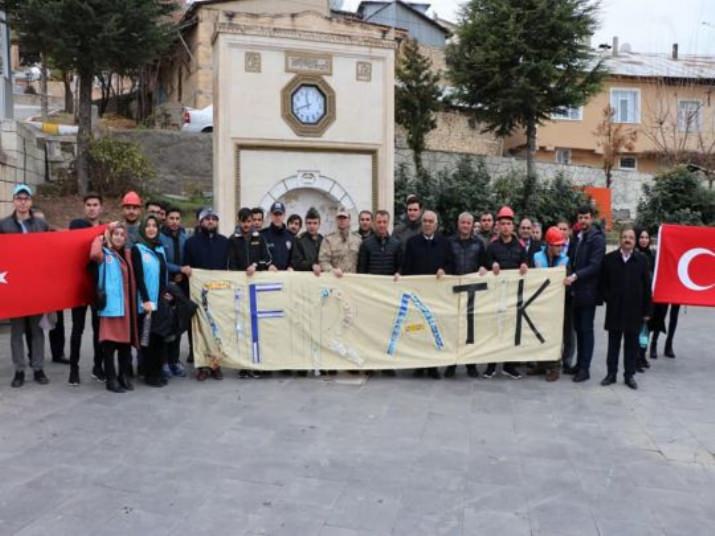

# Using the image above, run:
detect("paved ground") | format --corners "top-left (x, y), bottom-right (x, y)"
top-left (0, 307), bottom-right (714, 536)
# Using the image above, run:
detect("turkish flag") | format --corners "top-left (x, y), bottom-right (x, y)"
top-left (0, 226), bottom-right (105, 319)
top-left (653, 224), bottom-right (715, 307)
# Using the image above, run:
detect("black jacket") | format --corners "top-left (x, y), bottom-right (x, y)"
top-left (183, 228), bottom-right (229, 270)
top-left (568, 225), bottom-right (606, 307)
top-left (150, 282), bottom-right (198, 339)
top-left (600, 250), bottom-right (653, 332)
top-left (261, 224), bottom-right (295, 270)
top-left (0, 211), bottom-right (49, 234)
top-left (449, 235), bottom-right (487, 275)
top-left (401, 233), bottom-right (453, 275)
top-left (393, 219), bottom-right (422, 250)
top-left (486, 236), bottom-right (527, 270)
top-left (227, 231), bottom-right (271, 271)
top-left (292, 232), bottom-right (323, 271)
top-left (357, 233), bottom-right (402, 275)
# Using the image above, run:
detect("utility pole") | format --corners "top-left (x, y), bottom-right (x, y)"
top-left (0, 11), bottom-right (13, 120)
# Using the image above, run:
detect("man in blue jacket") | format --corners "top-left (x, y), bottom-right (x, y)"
top-left (565, 205), bottom-right (606, 383)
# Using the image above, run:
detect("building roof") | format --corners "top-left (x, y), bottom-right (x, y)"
top-left (603, 51), bottom-right (715, 80)
top-left (357, 0), bottom-right (450, 35)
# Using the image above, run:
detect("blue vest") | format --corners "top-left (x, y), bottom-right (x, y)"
top-left (533, 248), bottom-right (569, 268)
top-left (135, 243), bottom-right (166, 313)
top-left (98, 248), bottom-right (126, 318)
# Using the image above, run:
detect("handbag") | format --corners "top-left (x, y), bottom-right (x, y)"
top-left (96, 251), bottom-right (108, 310)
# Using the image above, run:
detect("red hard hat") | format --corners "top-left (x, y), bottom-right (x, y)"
top-left (121, 191), bottom-right (142, 207)
top-left (496, 206), bottom-right (515, 220)
top-left (545, 226), bottom-right (566, 246)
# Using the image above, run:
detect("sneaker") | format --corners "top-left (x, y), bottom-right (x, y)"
top-left (161, 364), bottom-right (172, 380)
top-left (33, 369), bottom-right (50, 385)
top-left (238, 370), bottom-right (251, 379)
top-left (248, 370), bottom-right (262, 379)
top-left (68, 367), bottom-right (80, 386)
top-left (170, 363), bottom-right (187, 377)
top-left (483, 364), bottom-right (496, 379)
top-left (11, 370), bottom-right (25, 388)
top-left (501, 364), bottom-right (522, 379)
top-left (466, 365), bottom-right (479, 378)
top-left (91, 365), bottom-right (106, 383)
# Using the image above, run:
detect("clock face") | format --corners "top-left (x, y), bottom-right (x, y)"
top-left (291, 85), bottom-right (326, 125)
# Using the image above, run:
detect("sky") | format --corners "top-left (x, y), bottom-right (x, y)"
top-left (340, 0), bottom-right (715, 56)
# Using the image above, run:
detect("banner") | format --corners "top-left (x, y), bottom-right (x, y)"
top-left (190, 267), bottom-right (566, 370)
top-left (0, 226), bottom-right (103, 319)
top-left (653, 224), bottom-right (715, 307)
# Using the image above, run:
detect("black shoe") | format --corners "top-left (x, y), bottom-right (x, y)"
top-left (466, 364), bottom-right (479, 378)
top-left (635, 363), bottom-right (645, 374)
top-left (572, 370), bottom-right (590, 383)
top-left (427, 367), bottom-right (441, 379)
top-left (483, 364), bottom-right (496, 379)
top-left (145, 377), bottom-right (164, 388)
top-left (502, 364), bottom-right (522, 379)
top-left (640, 356), bottom-right (650, 369)
top-left (664, 346), bottom-right (676, 358)
top-left (625, 376), bottom-right (638, 390)
top-left (34, 370), bottom-right (49, 385)
top-left (91, 365), bottom-right (106, 383)
top-left (382, 369), bottom-right (396, 377)
top-left (296, 370), bottom-right (308, 377)
top-left (238, 370), bottom-right (250, 379)
top-left (52, 356), bottom-right (71, 365)
top-left (413, 369), bottom-right (425, 378)
top-left (562, 365), bottom-right (577, 375)
top-left (444, 365), bottom-right (456, 378)
top-left (600, 374), bottom-right (616, 386)
top-left (118, 376), bottom-right (134, 391)
top-left (11, 370), bottom-right (25, 388)
top-left (106, 379), bottom-right (126, 393)
top-left (649, 342), bottom-right (658, 359)
top-left (68, 367), bottom-right (80, 386)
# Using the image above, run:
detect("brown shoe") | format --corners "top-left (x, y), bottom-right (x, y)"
top-left (211, 367), bottom-right (224, 380)
top-left (545, 369), bottom-right (560, 382)
top-left (196, 368), bottom-right (209, 381)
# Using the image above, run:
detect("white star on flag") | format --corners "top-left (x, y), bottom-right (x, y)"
top-left (0, 271), bottom-right (7, 284)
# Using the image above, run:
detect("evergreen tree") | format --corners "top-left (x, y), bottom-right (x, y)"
top-left (2, 0), bottom-right (176, 194)
top-left (447, 0), bottom-right (606, 206)
top-left (396, 38), bottom-right (442, 175)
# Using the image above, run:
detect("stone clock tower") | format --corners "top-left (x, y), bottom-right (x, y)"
top-left (212, 9), bottom-right (397, 235)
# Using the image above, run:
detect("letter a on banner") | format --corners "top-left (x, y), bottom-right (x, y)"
top-left (249, 283), bottom-right (285, 363)
top-left (387, 292), bottom-right (445, 356)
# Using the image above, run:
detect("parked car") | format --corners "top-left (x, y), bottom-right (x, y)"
top-left (182, 105), bottom-right (213, 133)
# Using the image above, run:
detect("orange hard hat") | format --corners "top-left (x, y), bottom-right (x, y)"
top-left (545, 226), bottom-right (567, 246)
top-left (121, 191), bottom-right (142, 207)
top-left (496, 206), bottom-right (515, 220)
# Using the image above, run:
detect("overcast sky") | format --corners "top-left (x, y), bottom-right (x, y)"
top-left (341, 0), bottom-right (715, 55)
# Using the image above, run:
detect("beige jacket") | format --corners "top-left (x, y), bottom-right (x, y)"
top-left (318, 230), bottom-right (362, 273)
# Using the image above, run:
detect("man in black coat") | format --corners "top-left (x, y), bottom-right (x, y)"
top-left (183, 209), bottom-right (229, 271)
top-left (227, 208), bottom-right (273, 272)
top-left (518, 217), bottom-right (543, 266)
top-left (564, 205), bottom-right (606, 383)
top-left (446, 211), bottom-right (487, 379)
top-left (599, 228), bottom-right (652, 390)
top-left (401, 210), bottom-right (453, 379)
top-left (261, 201), bottom-right (295, 271)
top-left (292, 207), bottom-right (323, 273)
top-left (358, 210), bottom-right (402, 276)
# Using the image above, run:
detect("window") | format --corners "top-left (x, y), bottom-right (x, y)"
top-left (678, 100), bottom-right (702, 132)
top-left (619, 156), bottom-right (637, 170)
top-left (610, 89), bottom-right (640, 124)
top-left (551, 106), bottom-right (583, 121)
top-left (555, 148), bottom-right (571, 165)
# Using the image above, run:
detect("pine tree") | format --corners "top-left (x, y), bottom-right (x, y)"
top-left (396, 38), bottom-right (442, 176)
top-left (447, 0), bottom-right (606, 206)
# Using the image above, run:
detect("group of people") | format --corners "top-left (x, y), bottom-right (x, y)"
top-left (1, 185), bottom-right (681, 393)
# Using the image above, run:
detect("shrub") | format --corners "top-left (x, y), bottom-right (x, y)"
top-left (88, 137), bottom-right (156, 196)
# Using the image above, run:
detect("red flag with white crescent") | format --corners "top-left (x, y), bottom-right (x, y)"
top-left (652, 224), bottom-right (715, 307)
top-left (0, 226), bottom-right (105, 319)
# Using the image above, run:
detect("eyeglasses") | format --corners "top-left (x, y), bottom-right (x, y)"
top-left (14, 196), bottom-right (31, 202)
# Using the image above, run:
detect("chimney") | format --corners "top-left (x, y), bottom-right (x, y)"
top-left (612, 36), bottom-right (619, 56)
top-left (672, 43), bottom-right (679, 60)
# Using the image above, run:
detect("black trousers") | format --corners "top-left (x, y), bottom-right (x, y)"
top-left (101, 341), bottom-right (132, 382)
top-left (138, 313), bottom-right (167, 382)
top-left (70, 305), bottom-right (101, 370)
top-left (167, 333), bottom-right (182, 365)
top-left (49, 311), bottom-right (65, 360)
top-left (606, 330), bottom-right (638, 379)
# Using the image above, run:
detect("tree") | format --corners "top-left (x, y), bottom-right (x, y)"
top-left (594, 105), bottom-right (638, 188)
top-left (446, 0), bottom-right (607, 205)
top-left (395, 38), bottom-right (442, 175)
top-left (434, 156), bottom-right (494, 234)
top-left (636, 166), bottom-right (715, 233)
top-left (2, 0), bottom-right (176, 194)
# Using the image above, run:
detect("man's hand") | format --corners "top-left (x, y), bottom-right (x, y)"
top-left (492, 262), bottom-right (500, 276)
top-left (142, 301), bottom-right (153, 313)
top-left (393, 273), bottom-right (400, 282)
top-left (287, 267), bottom-right (294, 272)
top-left (519, 263), bottom-right (528, 276)
top-left (180, 266), bottom-right (192, 277)
top-left (436, 268), bottom-right (445, 279)
top-left (333, 268), bottom-right (344, 278)
top-left (564, 274), bottom-right (577, 286)
top-left (268, 265), bottom-right (278, 272)
top-left (246, 263), bottom-right (256, 277)
top-left (478, 267), bottom-right (487, 276)
top-left (312, 264), bottom-right (321, 277)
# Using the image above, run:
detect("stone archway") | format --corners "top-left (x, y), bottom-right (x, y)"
top-left (259, 171), bottom-right (357, 235)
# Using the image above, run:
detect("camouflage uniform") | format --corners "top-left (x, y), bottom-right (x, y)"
top-left (318, 230), bottom-right (362, 273)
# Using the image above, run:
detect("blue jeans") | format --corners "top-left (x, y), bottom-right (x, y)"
top-left (574, 305), bottom-right (596, 373)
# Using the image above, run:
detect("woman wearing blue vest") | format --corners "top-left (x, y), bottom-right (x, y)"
top-left (90, 223), bottom-right (139, 393)
top-left (131, 216), bottom-right (171, 387)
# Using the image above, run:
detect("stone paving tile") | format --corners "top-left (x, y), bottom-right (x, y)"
top-left (1, 307), bottom-right (715, 535)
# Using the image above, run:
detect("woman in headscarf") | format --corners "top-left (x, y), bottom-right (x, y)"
top-left (635, 228), bottom-right (655, 372)
top-left (131, 215), bottom-right (171, 387)
top-left (90, 222), bottom-right (139, 393)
